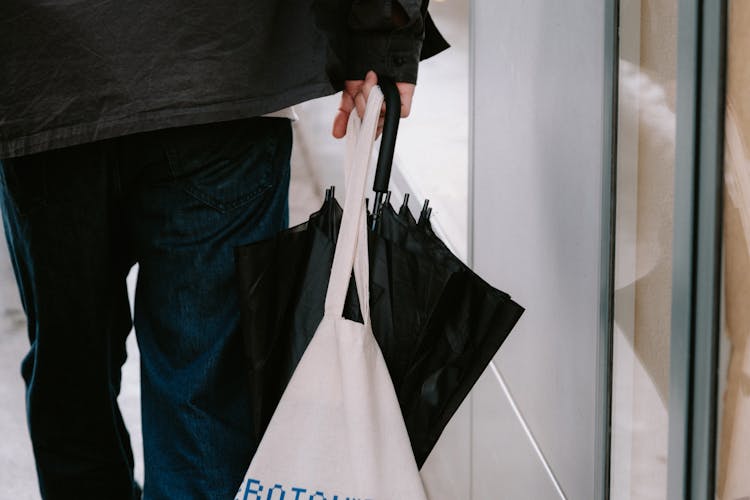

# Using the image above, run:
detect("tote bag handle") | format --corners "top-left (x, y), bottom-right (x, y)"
top-left (324, 86), bottom-right (385, 323)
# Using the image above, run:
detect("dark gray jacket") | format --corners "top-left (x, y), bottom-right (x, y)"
top-left (0, 0), bottom-right (447, 159)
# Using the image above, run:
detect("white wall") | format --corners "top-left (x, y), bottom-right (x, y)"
top-left (471, 1), bottom-right (606, 498)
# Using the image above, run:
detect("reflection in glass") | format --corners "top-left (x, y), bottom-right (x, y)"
top-left (610, 0), bottom-right (677, 498)
top-left (717, 2), bottom-right (750, 498)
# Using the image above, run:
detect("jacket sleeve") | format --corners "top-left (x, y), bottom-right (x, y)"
top-left (346, 0), bottom-right (447, 84)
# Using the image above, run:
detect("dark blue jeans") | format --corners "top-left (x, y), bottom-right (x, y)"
top-left (0, 117), bottom-right (292, 500)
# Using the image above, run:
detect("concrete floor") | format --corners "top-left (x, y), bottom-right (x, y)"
top-left (0, 223), bottom-right (37, 498)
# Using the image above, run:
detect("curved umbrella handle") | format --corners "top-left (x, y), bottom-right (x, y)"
top-left (371, 75), bottom-right (401, 230)
top-left (373, 76), bottom-right (402, 194)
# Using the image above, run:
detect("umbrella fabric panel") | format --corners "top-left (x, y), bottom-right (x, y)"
top-left (234, 197), bottom-right (524, 466)
top-left (401, 268), bottom-right (525, 464)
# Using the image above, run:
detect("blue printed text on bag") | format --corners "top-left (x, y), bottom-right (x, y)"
top-left (235, 478), bottom-right (374, 500)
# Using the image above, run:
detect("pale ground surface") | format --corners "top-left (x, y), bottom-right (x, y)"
top-left (0, 227), bottom-right (36, 499)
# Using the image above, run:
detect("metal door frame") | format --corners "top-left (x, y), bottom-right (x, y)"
top-left (667, 0), bottom-right (727, 498)
top-left (596, 0), bottom-right (619, 498)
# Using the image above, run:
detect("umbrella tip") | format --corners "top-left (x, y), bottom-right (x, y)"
top-left (418, 200), bottom-right (432, 225)
top-left (401, 193), bottom-right (410, 210)
top-left (422, 199), bottom-right (430, 213)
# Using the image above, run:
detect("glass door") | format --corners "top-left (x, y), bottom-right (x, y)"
top-left (608, 0), bottom-right (740, 498)
top-left (609, 1), bottom-right (678, 497)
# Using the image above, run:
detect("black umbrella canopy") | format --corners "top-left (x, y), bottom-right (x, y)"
top-left (233, 78), bottom-right (524, 467)
top-left (371, 195), bottom-right (524, 463)
top-left (235, 194), bottom-right (523, 467)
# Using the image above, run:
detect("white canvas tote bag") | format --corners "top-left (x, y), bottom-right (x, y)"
top-left (234, 86), bottom-right (428, 500)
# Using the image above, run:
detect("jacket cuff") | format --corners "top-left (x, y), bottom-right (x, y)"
top-left (346, 31), bottom-right (424, 84)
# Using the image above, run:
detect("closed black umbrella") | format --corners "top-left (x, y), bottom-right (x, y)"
top-left (234, 78), bottom-right (524, 467)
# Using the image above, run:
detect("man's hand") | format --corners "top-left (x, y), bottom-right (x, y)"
top-left (332, 70), bottom-right (416, 139)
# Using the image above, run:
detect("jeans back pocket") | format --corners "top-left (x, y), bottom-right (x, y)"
top-left (164, 118), bottom-right (291, 213)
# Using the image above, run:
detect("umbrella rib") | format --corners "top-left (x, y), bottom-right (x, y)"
top-left (489, 361), bottom-right (568, 500)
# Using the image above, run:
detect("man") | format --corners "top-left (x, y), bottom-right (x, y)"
top-left (0, 1), bottom-right (447, 499)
